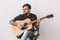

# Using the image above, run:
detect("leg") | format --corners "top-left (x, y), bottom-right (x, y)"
top-left (20, 30), bottom-right (31, 40)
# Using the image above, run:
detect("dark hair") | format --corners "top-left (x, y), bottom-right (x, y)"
top-left (23, 3), bottom-right (31, 9)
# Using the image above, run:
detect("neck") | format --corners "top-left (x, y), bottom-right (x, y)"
top-left (25, 13), bottom-right (30, 16)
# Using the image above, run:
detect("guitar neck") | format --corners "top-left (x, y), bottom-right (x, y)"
top-left (29, 14), bottom-right (54, 24)
top-left (31, 17), bottom-right (46, 24)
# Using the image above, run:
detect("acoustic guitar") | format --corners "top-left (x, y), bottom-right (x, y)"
top-left (12, 14), bottom-right (54, 38)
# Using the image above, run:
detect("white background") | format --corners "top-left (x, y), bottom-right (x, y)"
top-left (0, 0), bottom-right (60, 40)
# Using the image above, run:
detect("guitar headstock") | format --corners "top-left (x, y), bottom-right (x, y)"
top-left (46, 14), bottom-right (54, 18)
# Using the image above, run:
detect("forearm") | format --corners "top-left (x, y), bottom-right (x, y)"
top-left (9, 20), bottom-right (17, 26)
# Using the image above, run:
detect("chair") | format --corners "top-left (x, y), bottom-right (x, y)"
top-left (29, 26), bottom-right (40, 40)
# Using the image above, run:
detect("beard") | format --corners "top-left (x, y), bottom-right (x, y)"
top-left (24, 13), bottom-right (29, 15)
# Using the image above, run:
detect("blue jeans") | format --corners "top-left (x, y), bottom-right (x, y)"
top-left (19, 30), bottom-right (32, 40)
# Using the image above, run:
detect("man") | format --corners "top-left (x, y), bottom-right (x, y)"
top-left (9, 3), bottom-right (40, 40)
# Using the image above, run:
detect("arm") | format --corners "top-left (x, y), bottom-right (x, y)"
top-left (9, 14), bottom-right (22, 26)
top-left (35, 17), bottom-right (46, 34)
top-left (9, 19), bottom-right (18, 26)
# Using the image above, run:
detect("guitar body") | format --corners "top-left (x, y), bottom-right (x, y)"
top-left (12, 18), bottom-right (32, 37)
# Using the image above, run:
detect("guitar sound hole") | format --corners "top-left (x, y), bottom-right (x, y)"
top-left (22, 23), bottom-right (28, 30)
top-left (24, 23), bottom-right (27, 26)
